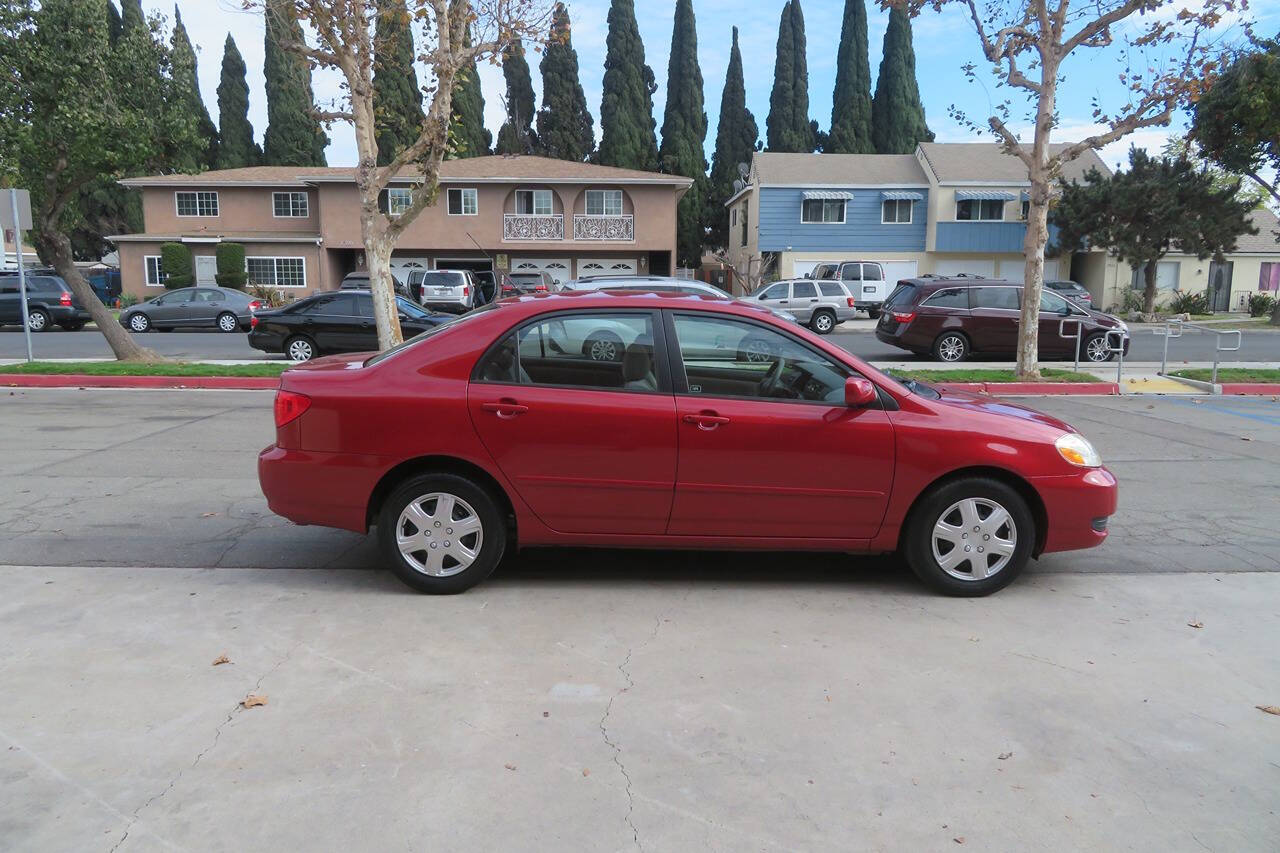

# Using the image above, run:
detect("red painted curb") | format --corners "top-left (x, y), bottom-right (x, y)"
top-left (1218, 383), bottom-right (1280, 395)
top-left (0, 374), bottom-right (280, 390)
top-left (934, 382), bottom-right (987, 393)
top-left (935, 381), bottom-right (1120, 396)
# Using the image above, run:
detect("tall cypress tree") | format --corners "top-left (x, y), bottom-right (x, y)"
top-left (766, 0), bottom-right (813, 152)
top-left (827, 0), bottom-right (873, 153)
top-left (217, 35), bottom-right (262, 169)
top-left (448, 30), bottom-right (492, 159)
top-left (372, 0), bottom-right (424, 165)
top-left (707, 26), bottom-right (758, 249)
top-left (119, 0), bottom-right (143, 32)
top-left (536, 3), bottom-right (594, 161)
top-left (871, 6), bottom-right (933, 154)
top-left (170, 7), bottom-right (218, 170)
top-left (597, 0), bottom-right (659, 170)
top-left (495, 38), bottom-right (538, 155)
top-left (263, 0), bottom-right (328, 166)
top-left (659, 0), bottom-right (708, 267)
top-left (107, 1), bottom-right (123, 44)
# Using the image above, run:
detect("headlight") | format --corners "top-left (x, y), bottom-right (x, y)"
top-left (1056, 433), bottom-right (1101, 467)
top-left (1116, 320), bottom-right (1129, 333)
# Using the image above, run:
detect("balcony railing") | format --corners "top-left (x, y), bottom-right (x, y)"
top-left (573, 214), bottom-right (634, 241)
top-left (503, 213), bottom-right (564, 241)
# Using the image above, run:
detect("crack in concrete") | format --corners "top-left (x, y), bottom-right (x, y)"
top-left (598, 615), bottom-right (662, 852)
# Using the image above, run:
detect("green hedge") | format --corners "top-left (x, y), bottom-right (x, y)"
top-left (159, 242), bottom-right (193, 289)
top-left (215, 242), bottom-right (247, 288)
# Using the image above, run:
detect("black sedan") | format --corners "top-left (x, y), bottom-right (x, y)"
top-left (120, 286), bottom-right (259, 333)
top-left (248, 289), bottom-right (451, 361)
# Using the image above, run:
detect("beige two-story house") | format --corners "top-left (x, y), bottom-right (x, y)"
top-left (113, 156), bottom-right (692, 299)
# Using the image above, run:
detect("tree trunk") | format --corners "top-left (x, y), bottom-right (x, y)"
top-left (361, 216), bottom-right (403, 351)
top-left (40, 221), bottom-right (163, 362)
top-left (1142, 260), bottom-right (1158, 316)
top-left (1014, 50), bottom-right (1059, 380)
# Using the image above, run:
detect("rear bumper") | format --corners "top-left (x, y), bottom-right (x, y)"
top-left (258, 444), bottom-right (379, 533)
top-left (1031, 467), bottom-right (1118, 554)
top-left (854, 301), bottom-right (883, 310)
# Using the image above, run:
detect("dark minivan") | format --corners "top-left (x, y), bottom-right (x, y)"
top-left (875, 276), bottom-right (1129, 362)
top-left (0, 271), bottom-right (92, 332)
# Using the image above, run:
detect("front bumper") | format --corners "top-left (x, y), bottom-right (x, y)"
top-left (1032, 466), bottom-right (1118, 555)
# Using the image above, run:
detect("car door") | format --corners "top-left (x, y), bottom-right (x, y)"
top-left (468, 310), bottom-right (677, 535)
top-left (754, 281), bottom-right (792, 314)
top-left (297, 293), bottom-right (356, 351)
top-left (789, 279), bottom-right (819, 323)
top-left (0, 276), bottom-right (19, 323)
top-left (966, 285), bottom-right (1022, 354)
top-left (665, 312), bottom-right (895, 540)
top-left (186, 289), bottom-right (222, 327)
top-left (150, 288), bottom-right (193, 326)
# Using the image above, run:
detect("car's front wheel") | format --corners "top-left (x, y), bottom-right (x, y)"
top-left (128, 313), bottom-right (151, 333)
top-left (216, 312), bottom-right (239, 333)
top-left (903, 477), bottom-right (1034, 596)
top-left (285, 335), bottom-right (316, 361)
top-left (932, 331), bottom-right (969, 362)
top-left (1083, 333), bottom-right (1115, 362)
top-left (810, 309), bottom-right (836, 334)
top-left (378, 474), bottom-right (507, 594)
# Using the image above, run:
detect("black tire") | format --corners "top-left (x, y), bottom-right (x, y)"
top-left (157, 326), bottom-right (174, 333)
top-left (582, 331), bottom-right (623, 362)
top-left (216, 311), bottom-right (240, 333)
top-left (285, 334), bottom-right (317, 362)
top-left (127, 312), bottom-right (151, 333)
top-left (378, 473), bottom-right (508, 594)
top-left (809, 309), bottom-right (837, 334)
top-left (27, 308), bottom-right (51, 332)
top-left (59, 321), bottom-right (85, 331)
top-left (738, 334), bottom-right (781, 363)
top-left (902, 477), bottom-right (1035, 597)
top-left (1082, 332), bottom-right (1115, 362)
top-left (932, 331), bottom-right (970, 362)
top-left (866, 309), bottom-right (881, 320)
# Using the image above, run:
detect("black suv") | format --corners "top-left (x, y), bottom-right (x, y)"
top-left (0, 270), bottom-right (92, 332)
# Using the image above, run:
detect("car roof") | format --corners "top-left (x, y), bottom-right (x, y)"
top-left (493, 289), bottom-right (789, 321)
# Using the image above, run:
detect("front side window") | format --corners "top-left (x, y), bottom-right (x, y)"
top-left (388, 187), bottom-right (414, 216)
top-left (956, 199), bottom-right (1005, 221)
top-left (144, 255), bottom-right (165, 286)
top-left (882, 199), bottom-right (913, 224)
top-left (247, 257), bottom-right (306, 288)
top-left (672, 314), bottom-right (850, 404)
top-left (757, 282), bottom-right (789, 301)
top-left (475, 312), bottom-right (658, 392)
top-left (585, 189), bottom-right (624, 216)
top-left (273, 191), bottom-right (309, 217)
top-left (176, 191), bottom-right (219, 217)
top-left (971, 286), bottom-right (1020, 310)
top-left (305, 294), bottom-right (356, 316)
top-left (801, 199), bottom-right (845, 224)
top-left (515, 189), bottom-right (553, 215)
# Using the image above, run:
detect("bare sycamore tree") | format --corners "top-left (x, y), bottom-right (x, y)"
top-left (889, 0), bottom-right (1243, 378)
top-left (710, 250), bottom-right (777, 296)
top-left (253, 0), bottom-right (550, 350)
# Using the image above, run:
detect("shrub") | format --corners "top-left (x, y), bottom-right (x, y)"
top-left (117, 293), bottom-right (139, 309)
top-left (249, 281), bottom-right (286, 307)
top-left (159, 242), bottom-right (193, 289)
top-left (1168, 288), bottom-right (1209, 315)
top-left (214, 242), bottom-right (247, 288)
top-left (1248, 292), bottom-right (1276, 318)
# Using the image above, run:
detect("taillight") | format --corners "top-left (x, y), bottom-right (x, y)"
top-left (274, 390), bottom-right (310, 427)
top-left (846, 297), bottom-right (855, 307)
top-left (534, 284), bottom-right (547, 292)
top-left (251, 315), bottom-right (259, 329)
top-left (890, 311), bottom-right (916, 323)
top-left (60, 292), bottom-right (72, 306)
top-left (248, 300), bottom-right (261, 311)
top-left (463, 286), bottom-right (469, 296)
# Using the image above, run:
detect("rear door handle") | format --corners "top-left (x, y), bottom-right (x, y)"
top-left (683, 413), bottom-right (730, 430)
top-left (482, 400), bottom-right (529, 418)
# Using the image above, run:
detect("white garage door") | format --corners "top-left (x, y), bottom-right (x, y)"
top-left (512, 258), bottom-right (572, 285)
top-left (578, 258), bottom-right (637, 277)
top-left (880, 260), bottom-right (919, 287)
top-left (934, 259), bottom-right (996, 279)
top-left (997, 259), bottom-right (1058, 283)
top-left (390, 256), bottom-right (431, 277)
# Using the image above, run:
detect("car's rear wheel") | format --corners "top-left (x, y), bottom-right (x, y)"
top-left (583, 332), bottom-right (623, 362)
top-left (810, 309), bottom-right (836, 334)
top-left (903, 477), bottom-right (1034, 596)
top-left (932, 331), bottom-right (969, 362)
top-left (216, 312), bottom-right (239, 333)
top-left (378, 474), bottom-right (507, 594)
top-left (1083, 333), bottom-right (1114, 362)
top-left (285, 335), bottom-right (316, 361)
top-left (27, 308), bottom-right (50, 332)
top-left (128, 312), bottom-right (151, 333)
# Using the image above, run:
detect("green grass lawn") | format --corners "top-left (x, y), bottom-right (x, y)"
top-left (890, 368), bottom-right (1103, 384)
top-left (0, 361), bottom-right (288, 377)
top-left (1171, 368), bottom-right (1280, 384)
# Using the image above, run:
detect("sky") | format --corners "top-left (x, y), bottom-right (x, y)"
top-left (176, 0), bottom-right (1276, 172)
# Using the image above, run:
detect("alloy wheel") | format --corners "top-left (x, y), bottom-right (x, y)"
top-left (1085, 335), bottom-right (1110, 362)
top-left (937, 335), bottom-right (966, 362)
top-left (588, 339), bottom-right (617, 361)
top-left (395, 492), bottom-right (484, 577)
top-left (27, 310), bottom-right (47, 331)
top-left (930, 497), bottom-right (1017, 581)
top-left (743, 338), bottom-right (776, 363)
top-left (813, 312), bottom-right (834, 333)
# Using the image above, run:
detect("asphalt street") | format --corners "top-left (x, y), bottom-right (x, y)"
top-left (3, 322), bottom-right (1279, 364)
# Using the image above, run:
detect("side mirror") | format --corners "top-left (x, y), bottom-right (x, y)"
top-left (845, 377), bottom-right (877, 408)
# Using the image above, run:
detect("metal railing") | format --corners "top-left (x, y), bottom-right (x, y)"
top-left (503, 213), bottom-right (564, 241)
top-left (1058, 317), bottom-right (1084, 373)
top-left (1156, 319), bottom-right (1242, 384)
top-left (572, 214), bottom-right (634, 241)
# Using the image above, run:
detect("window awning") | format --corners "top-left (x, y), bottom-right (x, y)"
top-left (802, 190), bottom-right (854, 200)
top-left (956, 190), bottom-right (1017, 201)
top-left (881, 191), bottom-right (923, 201)
top-left (1020, 191), bottom-right (1031, 201)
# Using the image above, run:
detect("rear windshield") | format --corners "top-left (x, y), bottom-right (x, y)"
top-left (508, 274), bottom-right (543, 283)
top-left (883, 283), bottom-right (918, 308)
top-left (421, 272), bottom-right (466, 286)
top-left (363, 302), bottom-right (502, 367)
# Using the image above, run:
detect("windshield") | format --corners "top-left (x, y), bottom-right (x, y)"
top-left (364, 302), bottom-right (502, 366)
top-left (396, 297), bottom-right (432, 319)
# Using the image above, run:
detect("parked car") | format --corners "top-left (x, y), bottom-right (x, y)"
top-left (414, 270), bottom-right (477, 312)
top-left (874, 277), bottom-right (1130, 362)
top-left (248, 289), bottom-right (450, 361)
top-left (259, 291), bottom-right (1117, 597)
top-left (499, 271), bottom-right (557, 297)
top-left (746, 278), bottom-right (856, 334)
top-left (339, 271), bottom-right (413, 301)
top-left (471, 271), bottom-right (497, 305)
top-left (562, 275), bottom-right (802, 324)
top-left (808, 261), bottom-right (891, 317)
top-left (1045, 279), bottom-right (1093, 308)
top-left (0, 270), bottom-right (92, 332)
top-left (118, 286), bottom-right (260, 333)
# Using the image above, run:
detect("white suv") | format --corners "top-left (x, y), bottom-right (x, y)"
top-left (809, 261), bottom-right (890, 318)
top-left (412, 269), bottom-right (476, 313)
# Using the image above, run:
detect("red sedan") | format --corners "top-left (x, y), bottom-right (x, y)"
top-left (259, 291), bottom-right (1116, 596)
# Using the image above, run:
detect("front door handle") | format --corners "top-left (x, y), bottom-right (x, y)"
top-left (482, 400), bottom-right (529, 419)
top-left (683, 412), bottom-right (730, 430)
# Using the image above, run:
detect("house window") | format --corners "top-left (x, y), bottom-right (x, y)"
top-left (144, 255), bottom-right (165, 286)
top-left (1258, 262), bottom-right (1280, 292)
top-left (730, 208), bottom-right (737, 227)
top-left (273, 191), bottom-right (309, 217)
top-left (1020, 200), bottom-right (1030, 220)
top-left (956, 199), bottom-right (1004, 221)
top-left (175, 191), bottom-right (218, 217)
top-left (881, 199), bottom-right (913, 224)
top-left (515, 189), bottom-right (553, 215)
top-left (585, 189), bottom-right (623, 216)
top-left (447, 187), bottom-right (477, 215)
top-left (1130, 261), bottom-right (1179, 292)
top-left (246, 257), bottom-right (306, 288)
top-left (388, 187), bottom-right (414, 216)
top-left (740, 208), bottom-right (748, 247)
top-left (801, 199), bottom-right (846, 224)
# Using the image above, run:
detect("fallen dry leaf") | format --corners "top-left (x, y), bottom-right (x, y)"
top-left (953, 838), bottom-right (965, 845)
top-left (1256, 705), bottom-right (1280, 716)
top-left (1187, 621), bottom-right (1203, 629)
top-left (542, 711), bottom-right (549, 717)
top-left (201, 512), bottom-right (220, 518)
top-left (997, 752), bottom-right (1012, 760)
top-left (241, 694), bottom-right (267, 708)
top-left (211, 654), bottom-right (230, 666)
top-left (504, 763), bottom-right (517, 771)
top-left (1241, 437), bottom-right (1254, 441)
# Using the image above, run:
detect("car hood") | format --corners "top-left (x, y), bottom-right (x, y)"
top-left (930, 385), bottom-right (1076, 433)
top-left (1083, 308), bottom-right (1125, 329)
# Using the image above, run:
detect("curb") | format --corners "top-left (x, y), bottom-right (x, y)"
top-left (1219, 383), bottom-right (1280, 396)
top-left (1162, 374), bottom-right (1217, 394)
top-left (0, 374), bottom-right (280, 390)
top-left (935, 382), bottom-right (1120, 396)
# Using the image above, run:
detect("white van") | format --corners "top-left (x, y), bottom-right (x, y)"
top-left (809, 261), bottom-right (890, 318)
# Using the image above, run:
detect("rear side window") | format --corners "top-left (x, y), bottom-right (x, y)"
top-left (922, 287), bottom-right (968, 309)
top-left (972, 286), bottom-right (1020, 310)
top-left (862, 264), bottom-right (884, 281)
top-left (306, 294), bottom-right (356, 315)
top-left (476, 312), bottom-right (657, 392)
top-left (793, 281), bottom-right (817, 298)
top-left (839, 265), bottom-right (862, 281)
top-left (819, 282), bottom-right (845, 297)
top-left (27, 276), bottom-right (61, 292)
top-left (354, 294), bottom-right (374, 317)
top-left (883, 283), bottom-right (918, 308)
